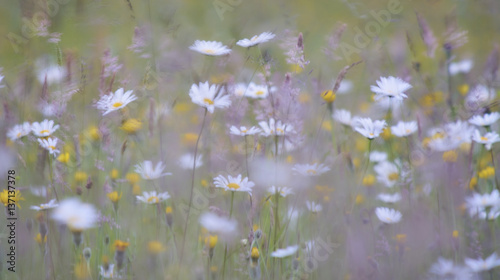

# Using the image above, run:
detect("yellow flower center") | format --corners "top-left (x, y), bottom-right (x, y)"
top-left (369, 132), bottom-right (374, 137)
top-left (204, 98), bottom-right (214, 105)
top-left (147, 196), bottom-right (159, 203)
top-left (307, 169), bottom-right (317, 175)
top-left (16, 132), bottom-right (21, 138)
top-left (40, 129), bottom-right (50, 135)
top-left (203, 49), bottom-right (215, 54)
top-left (112, 102), bottom-right (123, 108)
top-left (481, 136), bottom-right (489, 141)
top-left (49, 145), bottom-right (56, 150)
top-left (227, 183), bottom-right (240, 190)
top-left (255, 90), bottom-right (265, 96)
top-left (388, 172), bottom-right (399, 181)
top-left (276, 128), bottom-right (284, 134)
top-left (241, 129), bottom-right (247, 133)
top-left (251, 36), bottom-right (259, 42)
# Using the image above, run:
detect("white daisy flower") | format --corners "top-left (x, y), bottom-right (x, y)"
top-left (134, 160), bottom-right (172, 180)
top-left (37, 64), bottom-right (66, 84)
top-left (37, 138), bottom-right (60, 156)
top-left (465, 190), bottom-right (500, 211)
top-left (30, 199), bottom-right (59, 211)
top-left (374, 161), bottom-right (400, 188)
top-left (270, 245), bottom-right (299, 258)
top-left (31, 119), bottom-right (59, 137)
top-left (245, 83), bottom-right (269, 99)
top-left (476, 207), bottom-right (500, 220)
top-left (213, 174), bottom-right (254, 195)
top-left (189, 81), bottom-right (231, 113)
top-left (465, 253), bottom-right (500, 272)
top-left (429, 257), bottom-right (459, 277)
top-left (236, 32), bottom-right (275, 48)
top-left (465, 85), bottom-right (495, 110)
top-left (469, 112), bottom-right (500, 127)
top-left (258, 118), bottom-right (294, 137)
top-left (471, 130), bottom-right (500, 150)
top-left (7, 122), bottom-right (31, 141)
top-left (306, 201), bottom-right (323, 213)
top-left (336, 80), bottom-right (353, 95)
top-left (233, 83), bottom-right (249, 97)
top-left (199, 212), bottom-right (237, 235)
top-left (99, 264), bottom-right (115, 279)
top-left (96, 88), bottom-right (137, 116)
top-left (268, 186), bottom-right (294, 197)
top-left (449, 59), bottom-right (473, 76)
top-left (445, 120), bottom-right (475, 144)
top-left (30, 186), bottom-right (48, 198)
top-left (177, 153), bottom-right (203, 170)
top-left (370, 76), bottom-right (412, 101)
top-left (229, 126), bottom-right (261, 136)
top-left (292, 163), bottom-right (330, 176)
top-left (351, 117), bottom-right (387, 139)
top-left (136, 191), bottom-right (170, 204)
top-left (376, 193), bottom-right (402, 204)
top-left (189, 40), bottom-right (231, 56)
top-left (369, 151), bottom-right (388, 162)
top-left (332, 109), bottom-right (352, 126)
top-left (390, 121), bottom-right (418, 137)
top-left (51, 198), bottom-right (97, 231)
top-left (374, 207), bottom-right (402, 224)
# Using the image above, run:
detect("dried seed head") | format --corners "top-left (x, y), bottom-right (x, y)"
top-left (83, 247), bottom-right (92, 261)
top-left (85, 177), bottom-right (93, 190)
top-left (297, 33), bottom-right (303, 50)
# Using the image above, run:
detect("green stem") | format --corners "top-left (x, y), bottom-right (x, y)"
top-left (222, 192), bottom-right (235, 280)
top-left (179, 109), bottom-right (208, 266)
top-left (48, 155), bottom-right (59, 201)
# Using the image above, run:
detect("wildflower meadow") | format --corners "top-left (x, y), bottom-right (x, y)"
top-left (2, 0), bottom-right (500, 279)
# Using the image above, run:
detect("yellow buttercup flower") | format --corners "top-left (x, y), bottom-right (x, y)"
top-left (442, 150), bottom-right (457, 162)
top-left (205, 235), bottom-right (218, 249)
top-left (322, 90), bottom-right (336, 103)
top-left (355, 194), bottom-right (365, 205)
top-left (120, 119), bottom-right (142, 134)
top-left (74, 171), bottom-right (88, 183)
top-left (35, 233), bottom-right (47, 244)
top-left (0, 189), bottom-right (25, 208)
top-left (251, 247), bottom-right (260, 260)
top-left (148, 241), bottom-right (165, 254)
top-left (363, 174), bottom-right (376, 186)
top-left (182, 133), bottom-right (198, 146)
top-left (322, 120), bottom-right (332, 132)
top-left (381, 127), bottom-right (392, 140)
top-left (107, 191), bottom-right (122, 203)
top-left (290, 63), bottom-right (304, 73)
top-left (458, 84), bottom-right (469, 96)
top-left (132, 184), bottom-right (141, 195)
top-left (479, 166), bottom-right (495, 179)
top-left (74, 257), bottom-right (89, 279)
top-left (110, 169), bottom-right (119, 180)
top-left (57, 152), bottom-right (70, 163)
top-left (469, 177), bottom-right (478, 190)
top-left (114, 240), bottom-right (130, 252)
top-left (87, 125), bottom-right (101, 141)
top-left (126, 173), bottom-right (140, 184)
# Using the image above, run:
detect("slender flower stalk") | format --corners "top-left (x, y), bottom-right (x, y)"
top-left (179, 109), bottom-right (208, 266)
